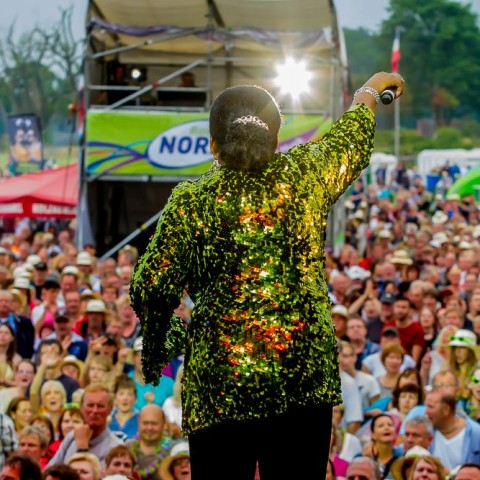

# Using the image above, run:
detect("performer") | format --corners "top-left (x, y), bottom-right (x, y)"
top-left (130, 71), bottom-right (404, 479)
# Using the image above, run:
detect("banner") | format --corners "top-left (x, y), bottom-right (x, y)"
top-left (8, 113), bottom-right (44, 175)
top-left (85, 110), bottom-right (332, 177)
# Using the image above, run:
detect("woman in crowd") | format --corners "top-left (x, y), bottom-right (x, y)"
top-left (0, 359), bottom-right (35, 413)
top-left (328, 423), bottom-right (348, 479)
top-left (466, 366), bottom-right (480, 422)
top-left (0, 323), bottom-right (22, 383)
top-left (38, 380), bottom-right (67, 431)
top-left (408, 455), bottom-right (446, 480)
top-left (44, 406), bottom-right (86, 462)
top-left (67, 452), bottom-right (102, 480)
top-left (158, 442), bottom-right (191, 480)
top-left (30, 414), bottom-right (56, 469)
top-left (104, 445), bottom-right (137, 479)
top-left (388, 383), bottom-right (423, 443)
top-left (82, 353), bottom-right (114, 389)
top-left (376, 343), bottom-right (406, 399)
top-left (446, 328), bottom-right (479, 400)
top-left (6, 396), bottom-right (33, 433)
top-left (365, 413), bottom-right (400, 479)
top-left (419, 306), bottom-right (438, 352)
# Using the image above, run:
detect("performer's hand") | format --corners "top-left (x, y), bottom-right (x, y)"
top-left (363, 72), bottom-right (405, 100)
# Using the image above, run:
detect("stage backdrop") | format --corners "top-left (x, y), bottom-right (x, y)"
top-left (85, 110), bottom-right (332, 177)
top-left (8, 113), bottom-right (44, 175)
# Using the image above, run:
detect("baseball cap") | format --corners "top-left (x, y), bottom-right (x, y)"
top-left (382, 326), bottom-right (399, 337)
top-left (76, 251), bottom-right (93, 266)
top-left (43, 274), bottom-right (61, 290)
top-left (380, 292), bottom-right (396, 305)
top-left (86, 299), bottom-right (106, 313)
top-left (62, 265), bottom-right (80, 277)
top-left (34, 262), bottom-right (48, 271)
top-left (331, 304), bottom-right (349, 319)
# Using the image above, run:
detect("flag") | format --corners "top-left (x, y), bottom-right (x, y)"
top-left (391, 30), bottom-right (400, 73)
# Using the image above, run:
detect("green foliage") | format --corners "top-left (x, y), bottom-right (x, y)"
top-left (434, 126), bottom-right (464, 149)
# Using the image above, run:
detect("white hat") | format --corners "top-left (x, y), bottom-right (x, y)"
top-left (352, 210), bottom-right (365, 221)
top-left (432, 210), bottom-right (449, 225)
top-left (13, 277), bottom-right (30, 290)
top-left (429, 240), bottom-right (442, 249)
top-left (62, 265), bottom-right (80, 276)
top-left (133, 336), bottom-right (143, 352)
top-left (103, 476), bottom-right (130, 480)
top-left (370, 205), bottom-right (380, 215)
top-left (331, 304), bottom-right (349, 319)
top-left (378, 228), bottom-right (392, 239)
top-left (12, 266), bottom-right (27, 279)
top-left (390, 250), bottom-right (413, 266)
top-left (170, 441), bottom-right (190, 457)
top-left (76, 251), bottom-right (93, 266)
top-left (0, 247), bottom-right (7, 255)
top-left (26, 254), bottom-right (42, 267)
top-left (473, 225), bottom-right (480, 238)
top-left (459, 241), bottom-right (472, 250)
top-left (433, 232), bottom-right (449, 244)
top-left (448, 329), bottom-right (477, 349)
top-left (347, 266), bottom-right (371, 280)
top-left (86, 299), bottom-right (106, 313)
top-left (344, 200), bottom-right (355, 210)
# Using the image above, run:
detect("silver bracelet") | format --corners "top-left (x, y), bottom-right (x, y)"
top-left (354, 86), bottom-right (381, 104)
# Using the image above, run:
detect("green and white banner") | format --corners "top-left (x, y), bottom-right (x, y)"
top-left (86, 110), bottom-right (331, 176)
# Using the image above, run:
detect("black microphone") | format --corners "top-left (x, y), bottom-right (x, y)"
top-left (381, 89), bottom-right (396, 105)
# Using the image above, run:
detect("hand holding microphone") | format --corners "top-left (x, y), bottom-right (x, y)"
top-left (353, 72), bottom-right (405, 109)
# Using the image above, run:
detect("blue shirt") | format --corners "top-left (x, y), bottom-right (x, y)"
top-left (128, 371), bottom-right (174, 410)
top-left (108, 409), bottom-right (139, 439)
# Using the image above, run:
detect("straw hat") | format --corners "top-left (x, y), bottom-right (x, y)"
top-left (390, 250), bottom-right (413, 266)
top-left (390, 446), bottom-right (431, 480)
top-left (431, 211), bottom-right (448, 225)
top-left (158, 442), bottom-right (190, 480)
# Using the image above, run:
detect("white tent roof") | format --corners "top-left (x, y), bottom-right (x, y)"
top-left (88, 0), bottom-right (339, 64)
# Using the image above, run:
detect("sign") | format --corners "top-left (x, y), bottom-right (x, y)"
top-left (7, 114), bottom-right (44, 175)
top-left (85, 110), bottom-right (331, 177)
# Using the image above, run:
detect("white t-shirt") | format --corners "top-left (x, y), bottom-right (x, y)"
top-left (433, 428), bottom-right (465, 471)
top-left (340, 371), bottom-right (363, 427)
top-left (354, 371), bottom-right (381, 411)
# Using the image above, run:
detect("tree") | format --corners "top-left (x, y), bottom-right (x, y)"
top-left (379, 0), bottom-right (480, 125)
top-left (0, 7), bottom-right (82, 134)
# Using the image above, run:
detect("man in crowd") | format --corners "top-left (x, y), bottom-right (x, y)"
top-left (456, 463), bottom-right (480, 480)
top-left (0, 454), bottom-right (42, 480)
top-left (345, 456), bottom-right (380, 480)
top-left (382, 296), bottom-right (425, 365)
top-left (402, 416), bottom-right (434, 453)
top-left (127, 404), bottom-right (173, 480)
top-left (346, 316), bottom-right (381, 370)
top-left (48, 384), bottom-right (122, 467)
top-left (367, 292), bottom-right (396, 343)
top-left (45, 313), bottom-right (88, 361)
top-left (17, 426), bottom-right (48, 465)
top-left (425, 390), bottom-right (480, 469)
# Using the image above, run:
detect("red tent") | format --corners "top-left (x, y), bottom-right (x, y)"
top-left (0, 164), bottom-right (79, 218)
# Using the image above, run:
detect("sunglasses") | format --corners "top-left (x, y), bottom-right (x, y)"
top-left (171, 458), bottom-right (190, 467)
top-left (471, 377), bottom-right (480, 384)
top-left (64, 402), bottom-right (80, 409)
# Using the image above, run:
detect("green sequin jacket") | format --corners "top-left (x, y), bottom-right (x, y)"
top-left (130, 104), bottom-right (375, 435)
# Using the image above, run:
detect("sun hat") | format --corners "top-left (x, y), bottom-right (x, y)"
top-left (62, 265), bottom-right (80, 277)
top-left (26, 254), bottom-right (42, 267)
top-left (431, 210), bottom-right (449, 225)
top-left (76, 251), bottom-right (93, 266)
top-left (390, 446), bottom-right (431, 480)
top-left (378, 228), bottom-right (393, 239)
top-left (390, 250), bottom-right (413, 266)
top-left (158, 442), bottom-right (190, 480)
top-left (331, 304), bottom-right (349, 319)
top-left (61, 355), bottom-right (84, 373)
top-left (448, 329), bottom-right (477, 349)
top-left (347, 265), bottom-right (371, 280)
top-left (86, 299), bottom-right (106, 313)
top-left (13, 277), bottom-right (31, 290)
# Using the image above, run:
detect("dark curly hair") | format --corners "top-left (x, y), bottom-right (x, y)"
top-left (209, 85), bottom-right (281, 172)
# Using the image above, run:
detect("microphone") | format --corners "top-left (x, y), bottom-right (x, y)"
top-left (381, 89), bottom-right (396, 105)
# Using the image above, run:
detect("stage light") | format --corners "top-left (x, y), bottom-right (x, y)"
top-left (274, 58), bottom-right (312, 98)
top-left (128, 66), bottom-right (147, 82)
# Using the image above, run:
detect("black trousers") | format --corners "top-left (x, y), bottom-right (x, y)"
top-left (189, 403), bottom-right (333, 480)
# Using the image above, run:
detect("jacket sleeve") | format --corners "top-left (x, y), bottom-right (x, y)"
top-left (289, 104), bottom-right (376, 207)
top-left (130, 184), bottom-right (193, 386)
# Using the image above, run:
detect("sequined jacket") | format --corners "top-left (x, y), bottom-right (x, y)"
top-left (130, 104), bottom-right (375, 435)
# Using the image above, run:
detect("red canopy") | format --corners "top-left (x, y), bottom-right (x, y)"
top-left (0, 164), bottom-right (79, 218)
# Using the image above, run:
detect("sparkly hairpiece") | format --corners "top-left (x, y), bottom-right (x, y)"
top-left (232, 115), bottom-right (269, 131)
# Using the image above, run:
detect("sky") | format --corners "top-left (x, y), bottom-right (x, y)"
top-left (1, 0), bottom-right (480, 38)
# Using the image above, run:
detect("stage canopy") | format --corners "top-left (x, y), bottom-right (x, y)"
top-left (0, 164), bottom-right (79, 218)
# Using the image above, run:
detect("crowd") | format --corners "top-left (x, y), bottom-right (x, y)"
top-left (0, 159), bottom-right (479, 479)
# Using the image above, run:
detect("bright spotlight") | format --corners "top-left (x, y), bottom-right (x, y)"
top-left (274, 58), bottom-right (313, 98)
